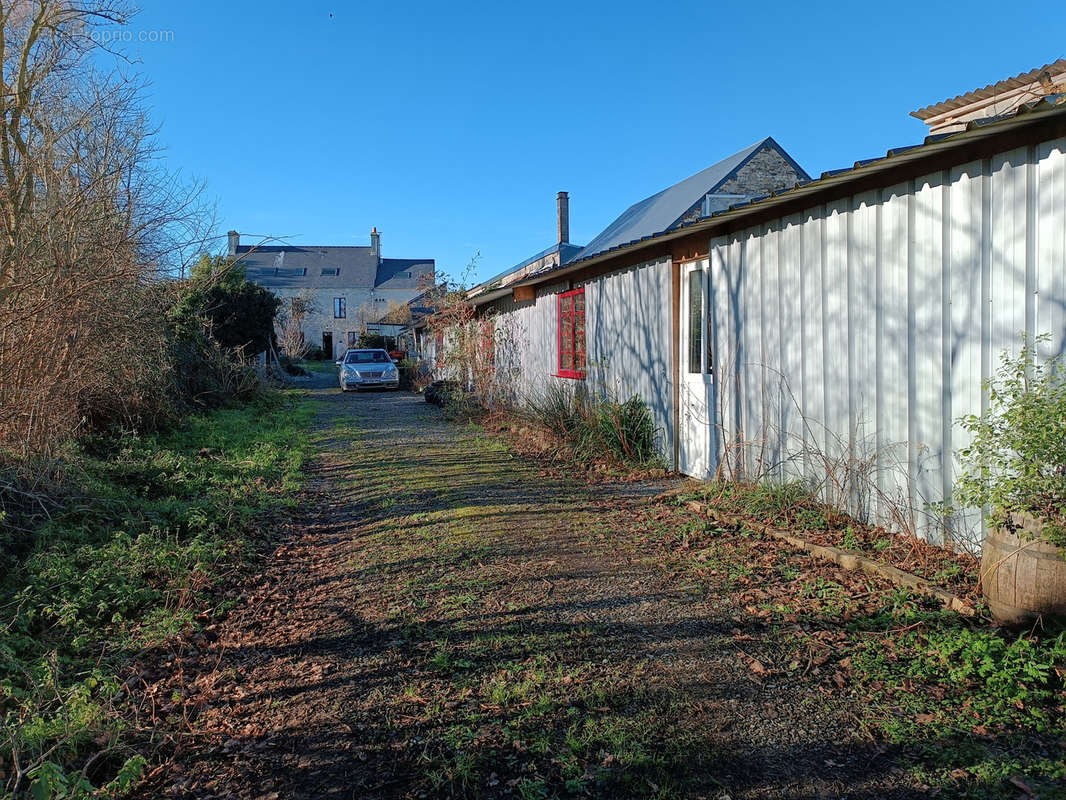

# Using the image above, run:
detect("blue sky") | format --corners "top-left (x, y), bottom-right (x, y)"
top-left (119, 1), bottom-right (1064, 283)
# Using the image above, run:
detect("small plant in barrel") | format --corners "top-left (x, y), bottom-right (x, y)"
top-left (953, 335), bottom-right (1066, 624)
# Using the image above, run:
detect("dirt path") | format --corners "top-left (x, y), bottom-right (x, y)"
top-left (151, 384), bottom-right (920, 799)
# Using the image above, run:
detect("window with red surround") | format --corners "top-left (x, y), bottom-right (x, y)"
top-left (556, 287), bottom-right (586, 379)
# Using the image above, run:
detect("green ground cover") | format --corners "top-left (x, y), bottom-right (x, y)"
top-left (0, 392), bottom-right (314, 798)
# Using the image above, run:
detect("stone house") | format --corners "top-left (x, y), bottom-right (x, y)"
top-left (231, 228), bottom-right (434, 359)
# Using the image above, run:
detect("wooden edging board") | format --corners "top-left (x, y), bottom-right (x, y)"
top-left (675, 498), bottom-right (976, 617)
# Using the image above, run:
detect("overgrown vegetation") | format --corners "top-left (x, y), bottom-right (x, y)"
top-left (0, 6), bottom-right (312, 795)
top-left (953, 337), bottom-right (1066, 547)
top-left (0, 1), bottom-right (218, 458)
top-left (419, 261), bottom-right (522, 411)
top-left (0, 394), bottom-right (314, 797)
top-left (524, 382), bottom-right (662, 468)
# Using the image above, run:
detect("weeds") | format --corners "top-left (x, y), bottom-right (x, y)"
top-left (848, 602), bottom-right (1066, 797)
top-left (524, 383), bottom-right (662, 468)
top-left (0, 391), bottom-right (313, 797)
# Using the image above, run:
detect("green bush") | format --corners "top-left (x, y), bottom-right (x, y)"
top-left (357, 332), bottom-right (388, 350)
top-left (525, 384), bottom-right (661, 468)
top-left (954, 336), bottom-right (1066, 547)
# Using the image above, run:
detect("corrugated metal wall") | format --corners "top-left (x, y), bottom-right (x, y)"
top-left (707, 136), bottom-right (1066, 549)
top-left (487, 257), bottom-right (675, 463)
top-left (586, 258), bottom-right (674, 458)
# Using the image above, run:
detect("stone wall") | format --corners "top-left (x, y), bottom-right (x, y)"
top-left (717, 145), bottom-right (805, 195)
top-left (274, 286), bottom-right (422, 359)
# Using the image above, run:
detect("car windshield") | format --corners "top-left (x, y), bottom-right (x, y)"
top-left (344, 350), bottom-right (389, 364)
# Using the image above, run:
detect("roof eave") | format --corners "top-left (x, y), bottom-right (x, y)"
top-left (469, 286), bottom-right (515, 307)
top-left (503, 100), bottom-right (1066, 294)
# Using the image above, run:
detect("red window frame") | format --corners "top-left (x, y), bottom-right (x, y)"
top-left (556, 287), bottom-right (586, 379)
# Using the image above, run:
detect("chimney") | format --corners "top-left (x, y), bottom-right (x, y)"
top-left (557, 192), bottom-right (569, 245)
top-left (227, 230), bottom-right (239, 256)
top-left (370, 227), bottom-right (381, 262)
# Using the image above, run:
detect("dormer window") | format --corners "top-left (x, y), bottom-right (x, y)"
top-left (321, 268), bottom-right (340, 276)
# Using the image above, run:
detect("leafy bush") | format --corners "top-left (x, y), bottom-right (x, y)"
top-left (954, 337), bottom-right (1066, 547)
top-left (525, 384), bottom-right (662, 468)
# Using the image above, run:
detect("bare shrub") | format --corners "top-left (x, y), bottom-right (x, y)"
top-left (422, 264), bottom-right (519, 410)
top-left (275, 292), bottom-right (316, 360)
top-left (0, 1), bottom-right (211, 457)
top-left (707, 358), bottom-right (962, 551)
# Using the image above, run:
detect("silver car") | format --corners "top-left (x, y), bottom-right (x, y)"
top-left (337, 348), bottom-right (400, 391)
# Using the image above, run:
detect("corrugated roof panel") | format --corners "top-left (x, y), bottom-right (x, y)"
top-left (912, 59), bottom-right (1066, 119)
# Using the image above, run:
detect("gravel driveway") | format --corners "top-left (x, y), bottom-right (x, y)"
top-left (150, 384), bottom-right (921, 799)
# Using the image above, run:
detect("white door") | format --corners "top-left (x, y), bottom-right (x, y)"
top-left (679, 259), bottom-right (716, 478)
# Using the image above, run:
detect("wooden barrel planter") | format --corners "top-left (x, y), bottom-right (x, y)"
top-left (981, 513), bottom-right (1066, 626)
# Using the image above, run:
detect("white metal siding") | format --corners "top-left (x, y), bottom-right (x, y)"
top-left (707, 135), bottom-right (1066, 549)
top-left (485, 257), bottom-right (675, 464)
top-left (587, 258), bottom-right (675, 459)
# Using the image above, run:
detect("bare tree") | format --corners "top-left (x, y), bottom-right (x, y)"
top-left (276, 291), bottom-right (316, 359)
top-left (0, 1), bottom-right (211, 456)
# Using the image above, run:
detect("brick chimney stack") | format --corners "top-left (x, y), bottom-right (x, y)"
top-left (557, 192), bottom-right (569, 245)
top-left (227, 230), bottom-right (239, 256)
top-left (370, 227), bottom-right (381, 262)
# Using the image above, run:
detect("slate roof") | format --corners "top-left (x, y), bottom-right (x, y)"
top-left (572, 137), bottom-right (807, 262)
top-left (237, 245), bottom-right (433, 291)
top-left (376, 258), bottom-right (436, 291)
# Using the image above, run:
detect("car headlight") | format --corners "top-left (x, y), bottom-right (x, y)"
top-left (384, 364), bottom-right (397, 374)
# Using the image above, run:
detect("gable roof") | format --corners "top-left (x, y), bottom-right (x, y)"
top-left (237, 245), bottom-right (433, 291)
top-left (572, 137), bottom-right (806, 262)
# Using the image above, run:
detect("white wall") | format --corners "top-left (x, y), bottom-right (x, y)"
top-left (486, 257), bottom-right (676, 464)
top-left (707, 136), bottom-right (1066, 549)
top-left (587, 258), bottom-right (674, 459)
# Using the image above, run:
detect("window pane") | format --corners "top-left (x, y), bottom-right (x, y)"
top-left (687, 270), bottom-right (702, 373)
top-left (559, 290), bottom-right (586, 375)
